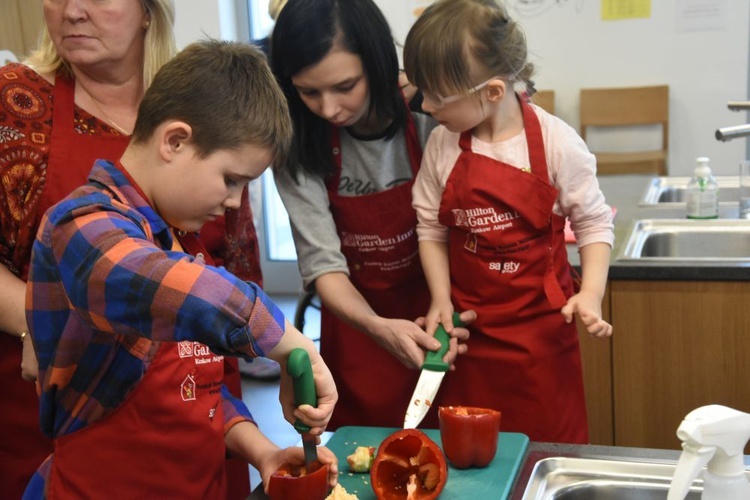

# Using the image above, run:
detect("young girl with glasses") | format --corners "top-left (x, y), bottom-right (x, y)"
top-left (270, 0), bottom-right (475, 430)
top-left (404, 0), bottom-right (614, 444)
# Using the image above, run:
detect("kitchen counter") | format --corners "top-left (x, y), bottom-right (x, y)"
top-left (567, 174), bottom-right (750, 281)
top-left (508, 441), bottom-right (750, 499)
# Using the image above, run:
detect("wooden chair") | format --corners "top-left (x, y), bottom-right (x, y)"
top-left (531, 89), bottom-right (555, 115)
top-left (579, 85), bottom-right (669, 175)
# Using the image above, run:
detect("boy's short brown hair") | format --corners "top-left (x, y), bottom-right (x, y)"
top-left (132, 39), bottom-right (292, 165)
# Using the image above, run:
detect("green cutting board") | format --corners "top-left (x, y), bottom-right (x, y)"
top-left (326, 426), bottom-right (529, 499)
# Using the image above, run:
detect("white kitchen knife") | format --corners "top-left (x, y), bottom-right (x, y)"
top-left (404, 313), bottom-right (463, 429)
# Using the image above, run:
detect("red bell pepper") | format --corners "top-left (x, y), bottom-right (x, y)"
top-left (370, 428), bottom-right (448, 500)
top-left (267, 460), bottom-right (330, 500)
top-left (439, 406), bottom-right (501, 469)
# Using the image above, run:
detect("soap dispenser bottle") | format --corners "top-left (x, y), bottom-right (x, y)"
top-left (667, 404), bottom-right (750, 500)
top-left (686, 157), bottom-right (719, 219)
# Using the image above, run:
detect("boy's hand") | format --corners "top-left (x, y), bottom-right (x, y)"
top-left (270, 320), bottom-right (338, 434)
top-left (260, 445), bottom-right (339, 493)
top-left (279, 349), bottom-right (338, 436)
top-left (561, 291), bottom-right (612, 338)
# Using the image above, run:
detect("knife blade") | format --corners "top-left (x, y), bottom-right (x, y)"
top-left (287, 348), bottom-right (318, 467)
top-left (404, 313), bottom-right (463, 429)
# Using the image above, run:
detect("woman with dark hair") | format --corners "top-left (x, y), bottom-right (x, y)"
top-left (270, 0), bottom-right (474, 429)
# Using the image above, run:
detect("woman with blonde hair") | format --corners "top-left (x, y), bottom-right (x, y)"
top-left (1, 2), bottom-right (266, 498)
top-left (0, 2), bottom-right (175, 496)
top-left (1, 2), bottom-right (277, 498)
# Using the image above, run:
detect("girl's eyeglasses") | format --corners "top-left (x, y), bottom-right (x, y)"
top-left (422, 76), bottom-right (502, 109)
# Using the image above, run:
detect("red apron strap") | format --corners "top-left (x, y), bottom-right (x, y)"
top-left (518, 96), bottom-right (549, 179)
top-left (458, 131), bottom-right (473, 151)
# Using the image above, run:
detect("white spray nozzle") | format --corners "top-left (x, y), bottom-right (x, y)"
top-left (667, 443), bottom-right (715, 500)
top-left (668, 405), bottom-right (750, 500)
top-left (677, 405), bottom-right (750, 465)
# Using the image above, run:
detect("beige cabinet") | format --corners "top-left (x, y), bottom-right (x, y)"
top-left (609, 280), bottom-right (750, 450)
top-left (579, 286), bottom-right (614, 445)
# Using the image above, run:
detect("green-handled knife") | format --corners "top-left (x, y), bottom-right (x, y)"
top-left (404, 312), bottom-right (464, 429)
top-left (287, 348), bottom-right (318, 467)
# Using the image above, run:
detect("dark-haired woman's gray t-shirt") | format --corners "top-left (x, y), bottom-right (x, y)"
top-left (274, 112), bottom-right (437, 289)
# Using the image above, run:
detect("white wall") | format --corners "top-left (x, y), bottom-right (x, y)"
top-left (375, 0), bottom-right (749, 176)
top-left (173, 0), bottom-right (250, 47)
top-left (173, 1), bottom-right (749, 176)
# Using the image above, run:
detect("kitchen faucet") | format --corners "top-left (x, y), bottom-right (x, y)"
top-left (715, 100), bottom-right (750, 141)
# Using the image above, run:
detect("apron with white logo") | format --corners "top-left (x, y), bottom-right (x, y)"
top-left (321, 108), bottom-right (435, 428)
top-left (434, 98), bottom-right (588, 443)
top-left (46, 236), bottom-right (226, 498)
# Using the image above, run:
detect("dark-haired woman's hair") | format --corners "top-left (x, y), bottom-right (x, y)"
top-left (270, 0), bottom-right (405, 181)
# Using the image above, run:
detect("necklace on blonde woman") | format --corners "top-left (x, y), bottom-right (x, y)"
top-left (87, 98), bottom-right (132, 136)
top-left (76, 81), bottom-right (135, 136)
top-left (100, 114), bottom-right (131, 135)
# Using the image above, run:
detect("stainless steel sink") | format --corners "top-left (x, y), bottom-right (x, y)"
top-left (617, 219), bottom-right (750, 262)
top-left (639, 176), bottom-right (741, 206)
top-left (521, 456), bottom-right (701, 499)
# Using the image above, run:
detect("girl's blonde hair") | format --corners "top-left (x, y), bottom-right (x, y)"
top-left (404, 0), bottom-right (535, 97)
top-left (25, 0), bottom-right (176, 89)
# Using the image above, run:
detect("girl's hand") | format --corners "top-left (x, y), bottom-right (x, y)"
top-left (417, 306), bottom-right (476, 370)
top-left (561, 291), bottom-right (612, 338)
top-left (423, 300), bottom-right (459, 338)
top-left (260, 445), bottom-right (339, 493)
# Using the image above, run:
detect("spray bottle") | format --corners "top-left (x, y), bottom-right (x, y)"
top-left (667, 405), bottom-right (750, 500)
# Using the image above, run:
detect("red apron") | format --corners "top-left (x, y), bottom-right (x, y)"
top-left (322, 109), bottom-right (434, 429)
top-left (176, 230), bottom-right (252, 500)
top-left (46, 248), bottom-right (227, 498)
top-left (433, 98), bottom-right (589, 444)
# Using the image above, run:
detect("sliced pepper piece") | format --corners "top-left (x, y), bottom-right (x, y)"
top-left (370, 429), bottom-right (448, 500)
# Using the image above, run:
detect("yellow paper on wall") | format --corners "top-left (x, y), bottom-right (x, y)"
top-left (602, 0), bottom-right (651, 20)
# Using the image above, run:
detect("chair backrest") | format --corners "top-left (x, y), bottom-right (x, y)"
top-left (531, 89), bottom-right (555, 115)
top-left (579, 85), bottom-right (669, 175)
top-left (0, 50), bottom-right (19, 66)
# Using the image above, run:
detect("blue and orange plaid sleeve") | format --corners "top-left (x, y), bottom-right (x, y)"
top-left (221, 384), bottom-right (256, 433)
top-left (43, 198), bottom-right (284, 358)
